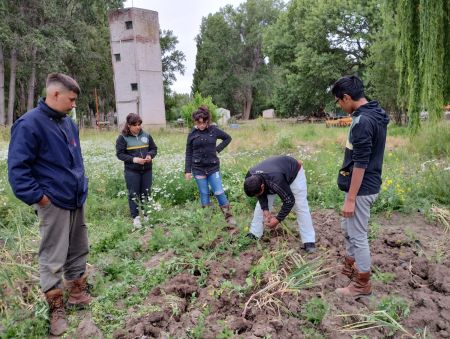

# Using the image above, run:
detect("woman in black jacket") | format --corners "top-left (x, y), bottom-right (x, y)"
top-left (116, 113), bottom-right (158, 228)
top-left (184, 106), bottom-right (237, 232)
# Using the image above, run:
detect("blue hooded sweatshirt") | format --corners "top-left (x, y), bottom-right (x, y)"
top-left (337, 100), bottom-right (390, 195)
top-left (8, 99), bottom-right (88, 209)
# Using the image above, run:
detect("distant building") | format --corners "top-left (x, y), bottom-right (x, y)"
top-left (108, 8), bottom-right (166, 128)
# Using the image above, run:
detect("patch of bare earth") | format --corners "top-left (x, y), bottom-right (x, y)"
top-left (113, 210), bottom-right (450, 338)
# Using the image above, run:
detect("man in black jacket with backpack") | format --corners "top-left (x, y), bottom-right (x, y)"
top-left (332, 75), bottom-right (389, 298)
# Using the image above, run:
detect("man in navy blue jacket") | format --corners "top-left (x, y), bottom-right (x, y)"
top-left (332, 75), bottom-right (389, 298)
top-left (8, 73), bottom-right (91, 335)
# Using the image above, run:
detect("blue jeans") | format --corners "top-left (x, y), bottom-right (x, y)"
top-left (193, 171), bottom-right (229, 207)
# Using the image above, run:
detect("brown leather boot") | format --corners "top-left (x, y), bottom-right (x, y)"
top-left (219, 204), bottom-right (238, 234)
top-left (336, 270), bottom-right (372, 298)
top-left (45, 288), bottom-right (68, 336)
top-left (64, 272), bottom-right (92, 308)
top-left (341, 256), bottom-right (356, 279)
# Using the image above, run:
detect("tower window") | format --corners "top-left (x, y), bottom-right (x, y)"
top-left (114, 53), bottom-right (121, 61)
top-left (125, 21), bottom-right (133, 29)
top-left (131, 83), bottom-right (138, 91)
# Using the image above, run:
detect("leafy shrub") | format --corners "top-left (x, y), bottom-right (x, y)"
top-left (276, 133), bottom-right (294, 150)
top-left (180, 92), bottom-right (218, 128)
top-left (257, 116), bottom-right (276, 132)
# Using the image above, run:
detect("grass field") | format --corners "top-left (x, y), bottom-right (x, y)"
top-left (0, 120), bottom-right (449, 338)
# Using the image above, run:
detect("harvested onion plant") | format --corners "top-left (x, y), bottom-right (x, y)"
top-left (430, 205), bottom-right (449, 233)
top-left (337, 310), bottom-right (416, 338)
top-left (242, 251), bottom-right (331, 318)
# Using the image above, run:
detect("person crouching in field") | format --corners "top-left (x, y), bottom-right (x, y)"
top-left (184, 106), bottom-right (237, 233)
top-left (8, 73), bottom-right (92, 336)
top-left (116, 113), bottom-right (158, 229)
top-left (332, 75), bottom-right (389, 298)
top-left (243, 156), bottom-right (316, 253)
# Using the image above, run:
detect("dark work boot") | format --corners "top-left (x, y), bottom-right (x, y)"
top-left (64, 272), bottom-right (92, 309)
top-left (304, 242), bottom-right (316, 253)
top-left (246, 232), bottom-right (259, 240)
top-left (341, 256), bottom-right (356, 279)
top-left (45, 288), bottom-right (68, 336)
top-left (336, 269), bottom-right (372, 298)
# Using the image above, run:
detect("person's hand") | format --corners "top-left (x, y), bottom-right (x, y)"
top-left (265, 216), bottom-right (279, 229)
top-left (133, 157), bottom-right (146, 165)
top-left (38, 195), bottom-right (51, 207)
top-left (263, 210), bottom-right (272, 224)
top-left (145, 155), bottom-right (152, 163)
top-left (185, 173), bottom-right (192, 180)
top-left (341, 198), bottom-right (356, 218)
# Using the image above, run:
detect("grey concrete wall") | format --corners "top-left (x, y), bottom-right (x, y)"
top-left (108, 8), bottom-right (166, 129)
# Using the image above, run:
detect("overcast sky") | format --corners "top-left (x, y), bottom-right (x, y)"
top-left (123, 0), bottom-right (244, 94)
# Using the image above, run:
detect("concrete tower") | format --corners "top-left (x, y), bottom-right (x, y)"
top-left (108, 8), bottom-right (166, 128)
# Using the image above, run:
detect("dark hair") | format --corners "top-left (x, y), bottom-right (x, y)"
top-left (122, 113), bottom-right (142, 135)
top-left (244, 175), bottom-right (263, 197)
top-left (46, 73), bottom-right (80, 95)
top-left (331, 75), bottom-right (365, 101)
top-left (192, 105), bottom-right (211, 123)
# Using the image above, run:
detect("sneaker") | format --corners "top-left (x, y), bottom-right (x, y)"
top-left (133, 216), bottom-right (142, 229)
top-left (304, 242), bottom-right (316, 253)
top-left (246, 232), bottom-right (259, 240)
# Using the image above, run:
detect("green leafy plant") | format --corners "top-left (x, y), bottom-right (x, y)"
top-left (180, 92), bottom-right (218, 128)
top-left (372, 267), bottom-right (395, 284)
top-left (276, 133), bottom-right (294, 150)
top-left (303, 297), bottom-right (329, 325)
top-left (368, 222), bottom-right (381, 241)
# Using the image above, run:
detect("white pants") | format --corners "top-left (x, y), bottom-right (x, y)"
top-left (249, 167), bottom-right (315, 243)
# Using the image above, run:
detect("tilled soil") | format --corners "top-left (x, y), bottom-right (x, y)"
top-left (114, 210), bottom-right (450, 338)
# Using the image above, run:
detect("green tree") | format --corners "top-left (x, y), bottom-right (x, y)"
top-left (365, 0), bottom-right (402, 123)
top-left (0, 0), bottom-right (124, 125)
top-left (165, 92), bottom-right (190, 121)
top-left (264, 0), bottom-right (381, 117)
top-left (160, 29), bottom-right (186, 93)
top-left (193, 0), bottom-right (282, 119)
top-left (396, 0), bottom-right (449, 133)
top-left (160, 29), bottom-right (186, 119)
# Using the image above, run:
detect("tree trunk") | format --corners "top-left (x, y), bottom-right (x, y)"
top-left (18, 82), bottom-right (27, 116)
top-left (242, 86), bottom-right (253, 120)
top-left (0, 44), bottom-right (5, 125)
top-left (7, 47), bottom-right (17, 125)
top-left (27, 46), bottom-right (37, 111)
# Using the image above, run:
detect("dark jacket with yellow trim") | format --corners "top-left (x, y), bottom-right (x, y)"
top-left (116, 130), bottom-right (158, 171)
top-left (337, 101), bottom-right (389, 195)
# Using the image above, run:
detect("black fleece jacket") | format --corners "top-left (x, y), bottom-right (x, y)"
top-left (185, 125), bottom-right (231, 175)
top-left (337, 100), bottom-right (389, 195)
top-left (245, 156), bottom-right (301, 222)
